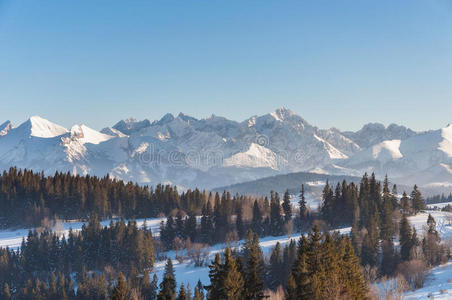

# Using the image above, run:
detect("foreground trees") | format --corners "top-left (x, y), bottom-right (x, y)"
top-left (286, 228), bottom-right (367, 300)
top-left (205, 227), bottom-right (368, 300)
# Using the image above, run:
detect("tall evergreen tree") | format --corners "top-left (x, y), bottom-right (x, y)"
top-left (321, 181), bottom-right (334, 225)
top-left (242, 231), bottom-right (264, 299)
top-left (299, 184), bottom-right (307, 231)
top-left (193, 280), bottom-right (204, 300)
top-left (112, 273), bottom-right (128, 300)
top-left (282, 189), bottom-right (292, 223)
top-left (399, 215), bottom-right (413, 261)
top-left (177, 284), bottom-right (187, 300)
top-left (268, 242), bottom-right (284, 289)
top-left (206, 254), bottom-right (223, 300)
top-left (251, 200), bottom-right (263, 236)
top-left (222, 248), bottom-right (245, 299)
top-left (158, 259), bottom-right (177, 300)
top-left (411, 185), bottom-right (425, 213)
top-left (235, 205), bottom-right (245, 240)
top-left (270, 192), bottom-right (283, 236)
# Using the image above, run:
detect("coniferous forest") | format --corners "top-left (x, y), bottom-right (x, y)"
top-left (0, 167), bottom-right (448, 299)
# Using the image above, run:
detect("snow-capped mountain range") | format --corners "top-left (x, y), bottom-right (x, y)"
top-left (0, 108), bottom-right (451, 191)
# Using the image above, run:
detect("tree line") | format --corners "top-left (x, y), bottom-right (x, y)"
top-left (0, 167), bottom-right (257, 227)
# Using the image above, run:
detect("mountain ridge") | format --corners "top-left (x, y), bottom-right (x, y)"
top-left (0, 109), bottom-right (450, 193)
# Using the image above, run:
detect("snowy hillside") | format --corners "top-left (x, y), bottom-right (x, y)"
top-left (338, 124), bottom-right (452, 188)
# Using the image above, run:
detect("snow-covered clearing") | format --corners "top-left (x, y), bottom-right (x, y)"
top-left (395, 207), bottom-right (452, 299)
top-left (2, 205), bottom-right (452, 297)
top-left (427, 202), bottom-right (452, 209)
top-left (403, 262), bottom-right (452, 299)
top-left (408, 210), bottom-right (452, 241)
top-left (153, 233), bottom-right (297, 290)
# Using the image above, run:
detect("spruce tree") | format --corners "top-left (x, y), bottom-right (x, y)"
top-left (299, 184), bottom-right (307, 227)
top-left (270, 192), bottom-right (283, 236)
top-left (242, 231), bottom-right (264, 299)
top-left (282, 189), bottom-right (292, 223)
top-left (400, 192), bottom-right (411, 213)
top-left (289, 236), bottom-right (310, 299)
top-left (411, 185), bottom-right (425, 213)
top-left (235, 205), bottom-right (245, 240)
top-left (222, 248), bottom-right (245, 299)
top-left (206, 254), bottom-right (223, 300)
top-left (361, 214), bottom-right (379, 267)
top-left (158, 259), bottom-right (177, 300)
top-left (285, 273), bottom-right (298, 300)
top-left (112, 272), bottom-right (128, 300)
top-left (268, 242), bottom-right (284, 289)
top-left (321, 181), bottom-right (334, 225)
top-left (193, 280), bottom-right (204, 300)
top-left (399, 215), bottom-right (413, 261)
top-left (341, 237), bottom-right (368, 299)
top-left (251, 200), bottom-right (263, 236)
top-left (177, 284), bottom-right (187, 300)
top-left (381, 239), bottom-right (395, 276)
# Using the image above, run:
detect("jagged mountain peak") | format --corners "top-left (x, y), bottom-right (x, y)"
top-left (156, 113), bottom-right (175, 126)
top-left (70, 124), bottom-right (114, 145)
top-left (19, 116), bottom-right (68, 138)
top-left (113, 118), bottom-right (151, 135)
top-left (270, 107), bottom-right (296, 121)
top-left (343, 122), bottom-right (417, 149)
top-left (177, 113), bottom-right (198, 123)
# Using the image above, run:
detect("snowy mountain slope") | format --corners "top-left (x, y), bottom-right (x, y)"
top-left (343, 122), bottom-right (418, 148)
top-left (0, 109), bottom-right (451, 192)
top-left (334, 124), bottom-right (452, 188)
top-left (112, 118), bottom-right (151, 135)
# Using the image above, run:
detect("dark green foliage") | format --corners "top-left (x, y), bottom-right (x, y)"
top-left (270, 191), bottom-right (283, 236)
top-left (282, 189), bottom-right (292, 223)
top-left (0, 168), bottom-right (209, 227)
top-left (177, 284), bottom-right (186, 300)
top-left (158, 259), bottom-right (177, 300)
top-left (251, 200), bottom-right (263, 236)
top-left (222, 248), bottom-right (245, 299)
top-left (268, 242), bottom-right (284, 289)
top-left (193, 281), bottom-right (204, 300)
top-left (242, 231), bottom-right (265, 299)
top-left (206, 248), bottom-right (245, 299)
top-left (112, 273), bottom-right (128, 300)
top-left (286, 227), bottom-right (368, 300)
top-left (399, 215), bottom-right (413, 261)
top-left (380, 239), bottom-right (396, 276)
top-left (411, 185), bottom-right (425, 213)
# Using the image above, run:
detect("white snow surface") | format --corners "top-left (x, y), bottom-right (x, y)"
top-left (223, 143), bottom-right (281, 169)
top-left (27, 116), bottom-right (68, 138)
top-left (375, 208), bottom-right (452, 299)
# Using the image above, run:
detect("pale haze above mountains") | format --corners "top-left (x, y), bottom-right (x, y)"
top-left (0, 108), bottom-right (451, 193)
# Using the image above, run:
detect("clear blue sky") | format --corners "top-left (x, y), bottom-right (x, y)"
top-left (1, 0), bottom-right (452, 131)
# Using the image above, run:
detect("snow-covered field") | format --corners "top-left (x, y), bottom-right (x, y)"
top-left (397, 208), bottom-right (452, 299)
top-left (404, 262), bottom-right (452, 299)
top-left (153, 233), bottom-right (297, 290)
top-left (427, 202), bottom-right (452, 209)
top-left (2, 205), bottom-right (452, 298)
